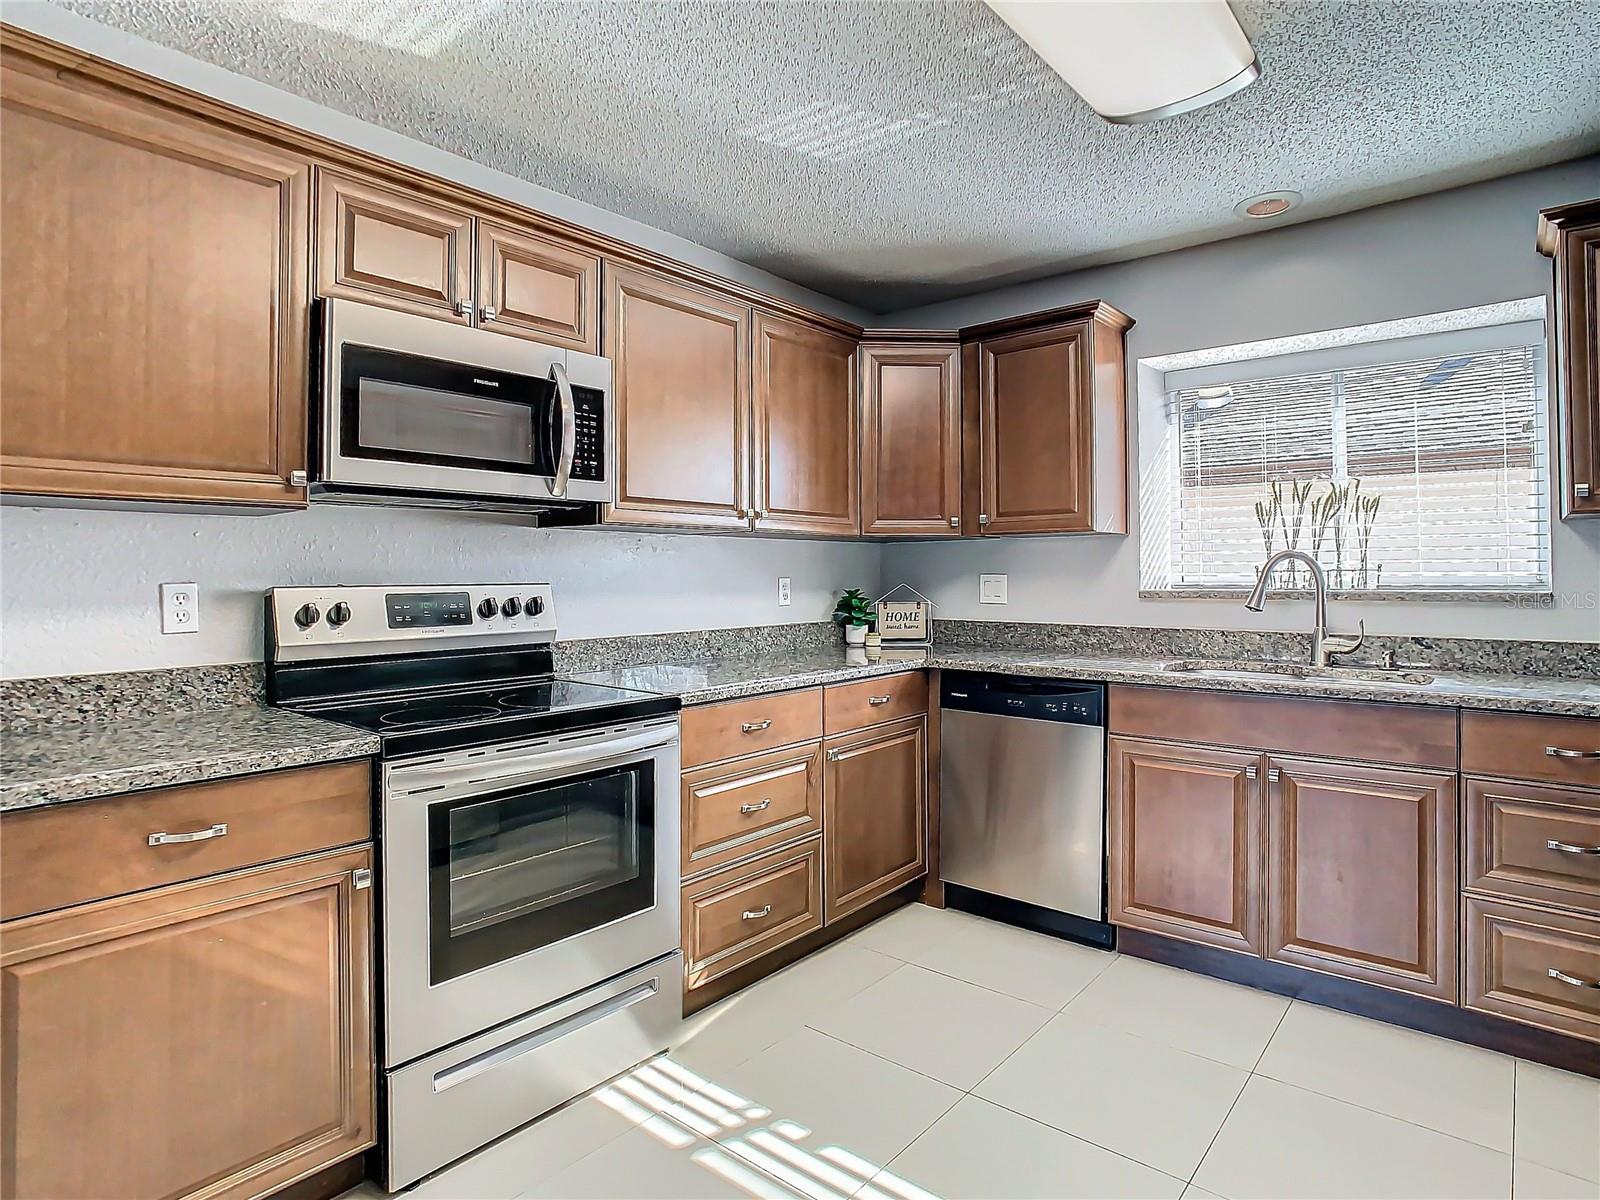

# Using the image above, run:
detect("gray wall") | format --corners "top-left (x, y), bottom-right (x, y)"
top-left (881, 159), bottom-right (1600, 643)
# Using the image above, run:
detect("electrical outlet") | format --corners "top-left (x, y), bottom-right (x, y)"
top-left (979, 574), bottom-right (1008, 604)
top-left (777, 577), bottom-right (792, 606)
top-left (160, 582), bottom-right (200, 634)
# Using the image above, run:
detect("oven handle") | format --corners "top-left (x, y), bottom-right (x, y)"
top-left (549, 361), bottom-right (576, 499)
top-left (388, 722), bottom-right (678, 799)
top-left (431, 979), bottom-right (660, 1093)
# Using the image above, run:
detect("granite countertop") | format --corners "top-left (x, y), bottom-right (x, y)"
top-left (1, 706), bottom-right (380, 813)
top-left (568, 645), bottom-right (1600, 717)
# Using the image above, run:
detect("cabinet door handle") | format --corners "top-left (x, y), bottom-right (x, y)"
top-left (1244, 765), bottom-right (1258, 779)
top-left (1575, 483), bottom-right (1592, 499)
top-left (978, 513), bottom-right (990, 527)
top-left (741, 905), bottom-right (773, 921)
top-left (353, 868), bottom-right (374, 889)
top-left (480, 304), bottom-right (498, 322)
top-left (1546, 746), bottom-right (1600, 759)
top-left (826, 749), bottom-right (842, 762)
top-left (148, 822), bottom-right (228, 846)
top-left (1546, 839), bottom-right (1600, 856)
top-left (949, 515), bottom-right (961, 527)
top-left (868, 695), bottom-right (892, 706)
top-left (1547, 967), bottom-right (1600, 989)
top-left (740, 799), bottom-right (772, 814)
top-left (287, 469), bottom-right (309, 487)
top-left (455, 298), bottom-right (472, 317)
top-left (1268, 767), bottom-right (1281, 782)
top-left (740, 720), bottom-right (772, 733)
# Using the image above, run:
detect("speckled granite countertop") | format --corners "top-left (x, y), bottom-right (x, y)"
top-left (1, 707), bottom-right (379, 812)
top-left (567, 646), bottom-right (1600, 716)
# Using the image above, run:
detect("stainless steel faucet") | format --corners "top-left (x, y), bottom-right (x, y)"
top-left (1244, 550), bottom-right (1364, 667)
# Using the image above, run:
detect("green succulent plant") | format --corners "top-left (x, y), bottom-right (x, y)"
top-left (832, 588), bottom-right (875, 628)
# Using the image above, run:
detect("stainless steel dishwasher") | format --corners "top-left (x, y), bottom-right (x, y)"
top-left (939, 672), bottom-right (1113, 948)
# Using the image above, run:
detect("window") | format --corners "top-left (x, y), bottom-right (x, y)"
top-left (1139, 302), bottom-right (1551, 596)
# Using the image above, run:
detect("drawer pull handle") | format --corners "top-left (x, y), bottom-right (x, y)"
top-left (1546, 838), bottom-right (1600, 856)
top-left (741, 905), bottom-right (773, 920)
top-left (868, 695), bottom-right (892, 706)
top-left (740, 799), bottom-right (772, 814)
top-left (1547, 967), bottom-right (1600, 989)
top-left (148, 822), bottom-right (228, 846)
top-left (741, 720), bottom-right (772, 733)
top-left (1546, 746), bottom-right (1600, 759)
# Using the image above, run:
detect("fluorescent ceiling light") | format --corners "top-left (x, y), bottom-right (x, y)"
top-left (984, 1), bottom-right (1260, 124)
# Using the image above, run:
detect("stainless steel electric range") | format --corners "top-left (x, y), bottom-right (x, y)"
top-left (266, 584), bottom-right (682, 1189)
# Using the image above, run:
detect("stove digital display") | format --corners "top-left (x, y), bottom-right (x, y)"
top-left (386, 591), bottom-right (473, 629)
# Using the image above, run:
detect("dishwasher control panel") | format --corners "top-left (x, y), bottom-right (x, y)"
top-left (940, 671), bottom-right (1104, 725)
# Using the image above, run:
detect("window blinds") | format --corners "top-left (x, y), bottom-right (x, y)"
top-left (1157, 333), bottom-right (1549, 592)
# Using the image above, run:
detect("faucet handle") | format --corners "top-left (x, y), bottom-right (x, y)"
top-left (1323, 619), bottom-right (1365, 659)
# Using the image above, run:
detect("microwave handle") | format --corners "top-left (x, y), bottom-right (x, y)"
top-left (549, 361), bottom-right (576, 498)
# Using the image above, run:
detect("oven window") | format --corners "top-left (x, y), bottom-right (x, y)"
top-left (358, 380), bottom-right (535, 466)
top-left (427, 761), bottom-right (655, 984)
top-left (339, 343), bottom-right (557, 476)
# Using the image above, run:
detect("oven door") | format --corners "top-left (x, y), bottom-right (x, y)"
top-left (321, 299), bottom-right (612, 505)
top-left (382, 717), bottom-right (679, 1067)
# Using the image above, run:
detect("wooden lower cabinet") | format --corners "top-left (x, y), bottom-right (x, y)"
top-left (1465, 895), bottom-right (1600, 1042)
top-left (1108, 736), bottom-right (1265, 955)
top-left (682, 837), bottom-right (824, 991)
top-left (0, 846), bottom-right (375, 1200)
top-left (681, 741), bottom-right (823, 878)
top-left (1266, 756), bottom-right (1458, 1001)
top-left (822, 716), bottom-right (928, 923)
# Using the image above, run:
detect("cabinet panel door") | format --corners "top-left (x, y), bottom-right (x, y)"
top-left (317, 169), bottom-right (473, 321)
top-left (0, 56), bottom-right (309, 505)
top-left (477, 221), bottom-right (599, 352)
top-left (1267, 756), bottom-right (1458, 1001)
top-left (1108, 736), bottom-right (1264, 955)
top-left (860, 343), bottom-right (961, 535)
top-left (823, 716), bottom-right (927, 922)
top-left (1550, 215), bottom-right (1600, 518)
top-left (753, 312), bottom-right (860, 536)
top-left (977, 321), bottom-right (1094, 534)
top-left (603, 265), bottom-right (752, 529)
top-left (1, 847), bottom-right (374, 1200)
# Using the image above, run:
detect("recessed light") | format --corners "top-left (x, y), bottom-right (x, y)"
top-left (1234, 190), bottom-right (1302, 220)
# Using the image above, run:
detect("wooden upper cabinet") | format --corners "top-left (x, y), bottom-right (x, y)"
top-left (1266, 756), bottom-right (1458, 1001)
top-left (603, 265), bottom-right (753, 529)
top-left (753, 311), bottom-right (860, 536)
top-left (965, 301), bottom-right (1133, 535)
top-left (1538, 199), bottom-right (1600, 519)
top-left (823, 715), bottom-right (928, 922)
top-left (1108, 735), bottom-right (1265, 956)
top-left (317, 168), bottom-right (473, 321)
top-left (477, 220), bottom-right (599, 353)
top-left (0, 50), bottom-right (310, 506)
top-left (859, 339), bottom-right (961, 536)
top-left (1, 846), bottom-right (374, 1200)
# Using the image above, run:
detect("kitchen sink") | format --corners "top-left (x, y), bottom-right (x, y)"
top-left (1161, 658), bottom-right (1436, 685)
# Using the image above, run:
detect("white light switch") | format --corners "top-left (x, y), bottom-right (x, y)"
top-left (777, 577), bottom-right (792, 606)
top-left (979, 574), bottom-right (1008, 604)
top-left (161, 582), bottom-right (200, 634)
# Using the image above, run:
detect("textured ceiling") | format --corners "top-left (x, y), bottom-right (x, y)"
top-left (47, 0), bottom-right (1600, 312)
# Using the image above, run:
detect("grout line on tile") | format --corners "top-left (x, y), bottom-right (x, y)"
top-left (1187, 1066), bottom-right (1254, 1184)
top-left (973, 1092), bottom-right (1207, 1187)
top-left (1248, 996), bottom-right (1294, 1073)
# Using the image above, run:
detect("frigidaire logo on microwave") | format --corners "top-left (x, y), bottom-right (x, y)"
top-left (471, 378), bottom-right (500, 387)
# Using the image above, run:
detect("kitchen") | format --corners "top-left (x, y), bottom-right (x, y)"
top-left (1, 2), bottom-right (1598, 1199)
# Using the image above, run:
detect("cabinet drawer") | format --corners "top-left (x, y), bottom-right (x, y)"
top-left (681, 688), bottom-right (822, 767)
top-left (823, 672), bottom-right (927, 734)
top-left (1462, 711), bottom-right (1600, 788)
top-left (1466, 777), bottom-right (1600, 914)
top-left (682, 742), bottom-right (823, 878)
top-left (0, 760), bottom-right (373, 920)
top-left (682, 838), bottom-right (823, 990)
top-left (1464, 896), bottom-right (1600, 1042)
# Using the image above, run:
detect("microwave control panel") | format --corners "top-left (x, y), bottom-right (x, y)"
top-left (571, 387), bottom-right (605, 482)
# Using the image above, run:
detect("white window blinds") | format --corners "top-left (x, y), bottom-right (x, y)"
top-left (1145, 317), bottom-right (1551, 594)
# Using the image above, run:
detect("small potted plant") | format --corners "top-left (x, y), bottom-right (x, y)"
top-left (832, 588), bottom-right (874, 647)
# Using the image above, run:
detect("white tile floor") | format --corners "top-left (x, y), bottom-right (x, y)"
top-left (365, 905), bottom-right (1600, 1200)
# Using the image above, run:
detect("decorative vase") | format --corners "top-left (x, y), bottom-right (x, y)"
top-left (844, 623), bottom-right (867, 646)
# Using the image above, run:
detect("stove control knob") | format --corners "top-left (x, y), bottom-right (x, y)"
top-left (525, 596), bottom-right (546, 616)
top-left (294, 602), bottom-right (321, 630)
top-left (326, 602), bottom-right (352, 628)
top-left (501, 596), bottom-right (523, 617)
top-left (477, 597), bottom-right (500, 619)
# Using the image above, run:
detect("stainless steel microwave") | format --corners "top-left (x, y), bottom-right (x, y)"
top-left (315, 298), bottom-right (613, 513)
